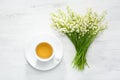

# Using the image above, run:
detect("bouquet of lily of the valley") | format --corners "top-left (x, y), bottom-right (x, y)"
top-left (51, 7), bottom-right (107, 70)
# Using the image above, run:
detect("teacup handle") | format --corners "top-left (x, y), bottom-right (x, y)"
top-left (55, 56), bottom-right (60, 62)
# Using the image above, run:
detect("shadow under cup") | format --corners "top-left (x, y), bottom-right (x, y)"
top-left (35, 42), bottom-right (54, 62)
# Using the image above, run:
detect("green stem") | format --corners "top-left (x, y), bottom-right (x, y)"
top-left (72, 34), bottom-right (97, 70)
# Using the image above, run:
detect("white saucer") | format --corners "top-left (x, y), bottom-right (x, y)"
top-left (25, 34), bottom-right (63, 71)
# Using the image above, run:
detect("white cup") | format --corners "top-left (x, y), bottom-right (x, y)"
top-left (34, 42), bottom-right (54, 62)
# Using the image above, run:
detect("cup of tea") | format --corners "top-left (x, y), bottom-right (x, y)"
top-left (35, 42), bottom-right (54, 62)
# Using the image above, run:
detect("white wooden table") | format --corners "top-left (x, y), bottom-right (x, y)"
top-left (0, 0), bottom-right (120, 80)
